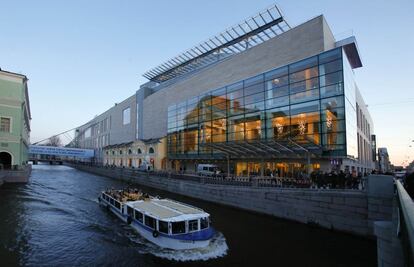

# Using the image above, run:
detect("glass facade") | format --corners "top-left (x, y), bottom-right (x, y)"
top-left (167, 48), bottom-right (350, 158)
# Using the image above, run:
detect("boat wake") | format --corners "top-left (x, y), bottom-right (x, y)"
top-left (127, 231), bottom-right (228, 261)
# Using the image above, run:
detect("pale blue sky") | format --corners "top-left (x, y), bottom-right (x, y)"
top-left (1, 0), bottom-right (413, 165)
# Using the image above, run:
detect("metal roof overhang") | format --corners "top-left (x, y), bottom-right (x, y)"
top-left (193, 137), bottom-right (323, 160)
top-left (335, 36), bottom-right (363, 69)
top-left (143, 5), bottom-right (291, 83)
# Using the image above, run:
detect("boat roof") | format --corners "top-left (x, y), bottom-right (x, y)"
top-left (126, 198), bottom-right (209, 222)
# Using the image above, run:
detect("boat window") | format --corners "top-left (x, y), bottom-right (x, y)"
top-left (200, 217), bottom-right (209, 229)
top-left (159, 221), bottom-right (169, 234)
top-left (188, 220), bottom-right (198, 232)
top-left (114, 201), bottom-right (121, 209)
top-left (127, 206), bottom-right (134, 216)
top-left (144, 216), bottom-right (156, 229)
top-left (101, 193), bottom-right (105, 199)
top-left (134, 210), bottom-right (143, 223)
top-left (109, 198), bottom-right (114, 205)
top-left (172, 221), bottom-right (186, 234)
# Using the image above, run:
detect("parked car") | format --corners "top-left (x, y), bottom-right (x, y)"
top-left (197, 164), bottom-right (221, 176)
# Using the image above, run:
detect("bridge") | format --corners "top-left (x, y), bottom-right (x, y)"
top-left (29, 145), bottom-right (94, 164)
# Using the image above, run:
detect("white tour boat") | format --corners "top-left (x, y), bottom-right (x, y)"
top-left (98, 189), bottom-right (215, 250)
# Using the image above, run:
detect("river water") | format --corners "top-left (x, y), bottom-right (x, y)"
top-left (0, 164), bottom-right (376, 266)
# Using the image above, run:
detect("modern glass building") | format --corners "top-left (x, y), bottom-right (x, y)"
top-left (75, 5), bottom-right (375, 175)
top-left (166, 45), bottom-right (372, 176)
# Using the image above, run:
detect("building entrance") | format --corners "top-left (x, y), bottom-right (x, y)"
top-left (0, 152), bottom-right (12, 169)
top-left (235, 161), bottom-right (312, 178)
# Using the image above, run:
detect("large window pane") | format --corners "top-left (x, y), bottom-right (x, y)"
top-left (244, 112), bottom-right (263, 140)
top-left (244, 74), bottom-right (263, 87)
top-left (322, 132), bottom-right (346, 148)
top-left (244, 101), bottom-right (264, 112)
top-left (322, 119), bottom-right (345, 133)
top-left (290, 100), bottom-right (320, 115)
top-left (290, 77), bottom-right (319, 94)
top-left (265, 84), bottom-right (288, 99)
top-left (227, 98), bottom-right (244, 116)
top-left (321, 96), bottom-right (344, 109)
top-left (266, 96), bottom-right (289, 109)
top-left (244, 82), bottom-right (264, 96)
top-left (289, 66), bottom-right (318, 83)
top-left (212, 119), bottom-right (226, 136)
top-left (245, 92), bottom-right (264, 105)
top-left (184, 129), bottom-right (198, 153)
top-left (290, 111), bottom-right (320, 144)
top-left (265, 66), bottom-right (288, 81)
top-left (227, 115), bottom-right (244, 133)
top-left (290, 88), bottom-right (319, 104)
top-left (320, 71), bottom-right (343, 87)
top-left (289, 56), bottom-right (318, 73)
top-left (319, 48), bottom-right (342, 64)
top-left (319, 59), bottom-right (342, 75)
top-left (320, 83), bottom-right (343, 98)
top-left (266, 106), bottom-right (290, 140)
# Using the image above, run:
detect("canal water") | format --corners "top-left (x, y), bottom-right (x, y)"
top-left (0, 165), bottom-right (376, 266)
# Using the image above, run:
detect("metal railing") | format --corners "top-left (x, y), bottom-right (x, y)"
top-left (71, 162), bottom-right (366, 191)
top-left (396, 180), bottom-right (414, 266)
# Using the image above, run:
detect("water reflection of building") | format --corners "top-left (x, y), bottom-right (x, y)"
top-left (74, 5), bottom-right (375, 176)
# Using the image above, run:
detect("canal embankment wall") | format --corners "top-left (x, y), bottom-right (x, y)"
top-left (72, 164), bottom-right (393, 238)
top-left (0, 165), bottom-right (32, 184)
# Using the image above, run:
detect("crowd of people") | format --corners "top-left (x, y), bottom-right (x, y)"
top-left (308, 170), bottom-right (367, 189)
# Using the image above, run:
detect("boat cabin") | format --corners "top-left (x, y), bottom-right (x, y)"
top-left (124, 198), bottom-right (210, 235)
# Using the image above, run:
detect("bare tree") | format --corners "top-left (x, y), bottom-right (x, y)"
top-left (46, 136), bottom-right (62, 147)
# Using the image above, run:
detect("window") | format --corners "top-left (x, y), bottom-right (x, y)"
top-left (123, 107), bottom-right (131, 125)
top-left (149, 147), bottom-right (155, 154)
top-left (127, 206), bottom-right (133, 216)
top-left (159, 221), bottom-right (169, 234)
top-left (128, 149), bottom-right (132, 155)
top-left (188, 220), bottom-right (198, 232)
top-left (200, 217), bottom-right (209, 229)
top-left (144, 216), bottom-right (156, 229)
top-left (0, 117), bottom-right (11, 132)
top-left (137, 148), bottom-right (142, 154)
top-left (172, 221), bottom-right (186, 234)
top-left (114, 201), bottom-right (121, 209)
top-left (134, 210), bottom-right (143, 223)
top-left (84, 127), bottom-right (91, 138)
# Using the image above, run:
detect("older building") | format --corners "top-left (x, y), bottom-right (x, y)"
top-left (0, 69), bottom-right (31, 181)
top-left (378, 147), bottom-right (391, 173)
top-left (103, 138), bottom-right (167, 170)
top-left (75, 5), bottom-right (375, 175)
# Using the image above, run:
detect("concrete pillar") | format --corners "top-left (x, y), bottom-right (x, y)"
top-left (260, 159), bottom-right (264, 177)
top-left (369, 175), bottom-right (404, 267)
